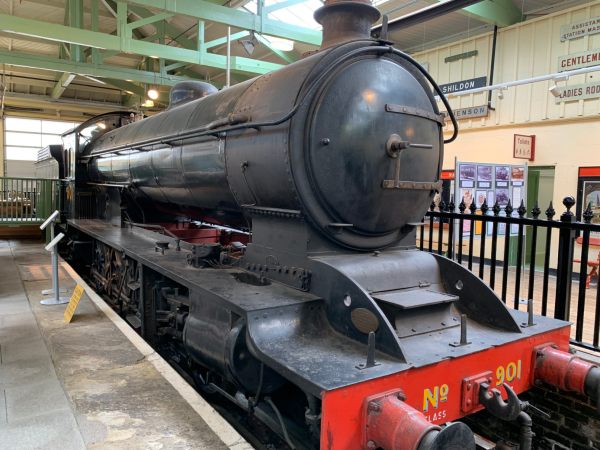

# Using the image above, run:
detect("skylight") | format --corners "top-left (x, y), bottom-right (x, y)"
top-left (242, 0), bottom-right (323, 31)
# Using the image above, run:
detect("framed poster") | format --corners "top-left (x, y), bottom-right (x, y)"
top-left (459, 164), bottom-right (476, 188)
top-left (576, 167), bottom-right (600, 236)
top-left (477, 165), bottom-right (492, 188)
top-left (495, 165), bottom-right (510, 187)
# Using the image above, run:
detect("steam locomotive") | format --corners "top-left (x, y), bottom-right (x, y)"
top-left (54, 0), bottom-right (600, 448)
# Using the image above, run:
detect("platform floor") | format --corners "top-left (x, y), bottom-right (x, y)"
top-left (0, 239), bottom-right (250, 450)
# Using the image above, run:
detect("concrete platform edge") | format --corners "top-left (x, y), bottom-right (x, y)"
top-left (61, 262), bottom-right (252, 450)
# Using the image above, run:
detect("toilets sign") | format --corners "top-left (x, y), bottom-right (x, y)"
top-left (513, 135), bottom-right (536, 161)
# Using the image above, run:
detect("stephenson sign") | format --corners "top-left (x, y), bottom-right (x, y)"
top-left (558, 49), bottom-right (600, 71)
top-left (442, 105), bottom-right (489, 121)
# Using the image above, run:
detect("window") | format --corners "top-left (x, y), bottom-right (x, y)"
top-left (4, 117), bottom-right (79, 161)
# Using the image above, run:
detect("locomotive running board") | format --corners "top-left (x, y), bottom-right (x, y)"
top-left (64, 219), bottom-right (571, 398)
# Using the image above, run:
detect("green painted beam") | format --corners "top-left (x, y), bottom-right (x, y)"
top-left (205, 31), bottom-right (250, 49)
top-left (104, 78), bottom-right (145, 95)
top-left (51, 0), bottom-right (83, 100)
top-left (164, 61), bottom-right (188, 72)
top-left (0, 49), bottom-right (189, 85)
top-left (127, 12), bottom-right (174, 30)
top-left (50, 72), bottom-right (76, 99)
top-left (462, 0), bottom-right (522, 27)
top-left (255, 33), bottom-right (298, 63)
top-left (123, 2), bottom-right (197, 49)
top-left (430, 0), bottom-right (521, 27)
top-left (91, 0), bottom-right (101, 64)
top-left (52, 0), bottom-right (76, 100)
top-left (0, 13), bottom-right (283, 74)
top-left (69, 0), bottom-right (85, 63)
top-left (127, 0), bottom-right (322, 45)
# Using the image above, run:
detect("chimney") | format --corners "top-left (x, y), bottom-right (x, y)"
top-left (314, 0), bottom-right (381, 50)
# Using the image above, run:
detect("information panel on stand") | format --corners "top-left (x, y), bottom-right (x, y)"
top-left (454, 161), bottom-right (528, 237)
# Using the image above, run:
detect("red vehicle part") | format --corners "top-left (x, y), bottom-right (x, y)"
top-left (320, 327), bottom-right (571, 450)
top-left (364, 390), bottom-right (438, 450)
top-left (533, 345), bottom-right (600, 400)
top-left (363, 390), bottom-right (474, 450)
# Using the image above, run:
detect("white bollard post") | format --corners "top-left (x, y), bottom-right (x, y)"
top-left (40, 210), bottom-right (67, 296)
top-left (39, 212), bottom-right (70, 305)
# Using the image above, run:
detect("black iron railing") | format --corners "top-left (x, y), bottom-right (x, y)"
top-left (419, 196), bottom-right (600, 352)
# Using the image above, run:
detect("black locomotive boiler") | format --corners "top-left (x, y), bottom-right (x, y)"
top-left (54, 1), bottom-right (600, 448)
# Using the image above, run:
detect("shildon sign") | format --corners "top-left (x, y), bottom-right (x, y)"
top-left (439, 76), bottom-right (487, 95)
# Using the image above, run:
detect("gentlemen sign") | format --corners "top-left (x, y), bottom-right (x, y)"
top-left (558, 49), bottom-right (600, 71)
top-left (554, 82), bottom-right (600, 103)
top-left (513, 135), bottom-right (535, 161)
top-left (442, 105), bottom-right (489, 121)
top-left (560, 16), bottom-right (600, 41)
top-left (439, 76), bottom-right (487, 95)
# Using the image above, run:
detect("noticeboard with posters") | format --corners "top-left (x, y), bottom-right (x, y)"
top-left (455, 161), bottom-right (528, 237)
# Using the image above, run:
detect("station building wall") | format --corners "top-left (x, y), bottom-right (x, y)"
top-left (413, 0), bottom-right (600, 212)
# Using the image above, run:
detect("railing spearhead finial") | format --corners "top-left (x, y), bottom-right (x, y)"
top-left (583, 202), bottom-right (594, 223)
top-left (469, 200), bottom-right (477, 214)
top-left (481, 199), bottom-right (489, 215)
top-left (448, 195), bottom-right (455, 213)
top-left (505, 199), bottom-right (514, 216)
top-left (492, 201), bottom-right (501, 217)
top-left (546, 201), bottom-right (555, 220)
top-left (531, 201), bottom-right (541, 219)
top-left (517, 200), bottom-right (527, 218)
top-left (459, 198), bottom-right (466, 214)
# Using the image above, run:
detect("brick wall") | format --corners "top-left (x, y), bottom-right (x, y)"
top-left (465, 383), bottom-right (600, 450)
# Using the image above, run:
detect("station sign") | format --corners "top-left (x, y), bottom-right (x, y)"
top-left (558, 49), bottom-right (600, 71)
top-left (554, 81), bottom-right (600, 103)
top-left (442, 105), bottom-right (489, 121)
top-left (513, 135), bottom-right (535, 161)
top-left (560, 16), bottom-right (600, 41)
top-left (439, 76), bottom-right (487, 95)
top-left (445, 50), bottom-right (478, 63)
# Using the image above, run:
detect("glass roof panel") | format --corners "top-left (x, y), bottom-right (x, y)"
top-left (242, 0), bottom-right (323, 30)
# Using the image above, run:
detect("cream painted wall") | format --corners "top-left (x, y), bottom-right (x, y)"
top-left (444, 118), bottom-right (600, 211)
top-left (414, 1), bottom-right (600, 130)
top-left (408, 1), bottom-right (600, 212)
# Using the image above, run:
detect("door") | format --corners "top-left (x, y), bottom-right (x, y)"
top-left (526, 166), bottom-right (555, 268)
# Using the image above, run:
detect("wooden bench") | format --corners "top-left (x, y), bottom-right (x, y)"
top-left (574, 236), bottom-right (600, 288)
